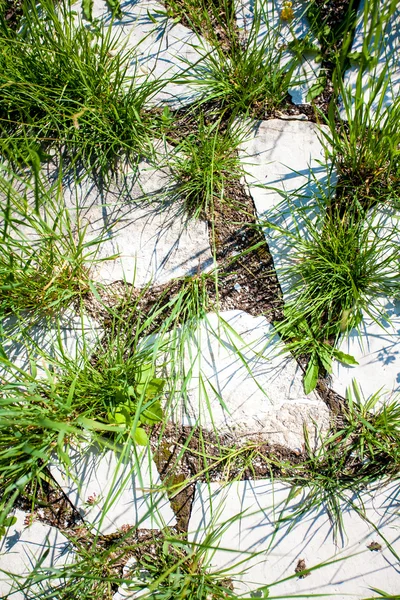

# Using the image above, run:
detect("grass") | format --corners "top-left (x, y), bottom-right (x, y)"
top-left (1, 0), bottom-right (400, 597)
top-left (0, 0), bottom-right (157, 175)
top-left (0, 166), bottom-right (105, 319)
top-left (168, 116), bottom-right (244, 217)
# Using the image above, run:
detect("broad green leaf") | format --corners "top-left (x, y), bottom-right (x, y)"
top-left (333, 350), bottom-right (359, 366)
top-left (140, 401), bottom-right (163, 426)
top-left (319, 349), bottom-right (332, 374)
top-left (144, 378), bottom-right (165, 400)
top-left (304, 356), bottom-right (319, 394)
top-left (136, 363), bottom-right (155, 387)
top-left (133, 427), bottom-right (149, 446)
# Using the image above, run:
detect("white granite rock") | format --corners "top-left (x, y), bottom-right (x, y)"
top-left (341, 0), bottom-right (399, 120)
top-left (0, 309), bottom-right (101, 380)
top-left (165, 310), bottom-right (330, 450)
top-left (238, 119), bottom-right (335, 300)
top-left (236, 0), bottom-right (322, 104)
top-left (62, 157), bottom-right (213, 286)
top-left (76, 0), bottom-right (211, 109)
top-left (0, 509), bottom-right (74, 599)
top-left (49, 443), bottom-right (176, 535)
top-left (189, 479), bottom-right (400, 598)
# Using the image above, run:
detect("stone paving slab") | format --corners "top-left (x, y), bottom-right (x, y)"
top-left (236, 0), bottom-right (322, 105)
top-left (0, 509), bottom-right (74, 599)
top-left (49, 443), bottom-right (176, 535)
top-left (189, 479), bottom-right (400, 598)
top-left (166, 310), bottom-right (330, 450)
top-left (61, 156), bottom-right (213, 286)
top-left (331, 297), bottom-right (400, 404)
top-left (0, 149), bottom-right (213, 288)
top-left (341, 0), bottom-right (399, 120)
top-left (0, 309), bottom-right (101, 380)
top-left (238, 119), bottom-right (335, 300)
top-left (79, 0), bottom-right (211, 109)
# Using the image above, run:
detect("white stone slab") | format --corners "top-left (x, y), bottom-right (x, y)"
top-left (62, 158), bottom-right (213, 286)
top-left (239, 119), bottom-right (335, 300)
top-left (0, 309), bottom-right (101, 380)
top-left (331, 297), bottom-right (400, 404)
top-left (236, 0), bottom-right (322, 104)
top-left (189, 479), bottom-right (400, 598)
top-left (49, 443), bottom-right (176, 535)
top-left (165, 310), bottom-right (330, 450)
top-left (0, 509), bottom-right (74, 599)
top-left (77, 0), bottom-right (211, 109)
top-left (0, 152), bottom-right (213, 288)
top-left (341, 0), bottom-right (400, 120)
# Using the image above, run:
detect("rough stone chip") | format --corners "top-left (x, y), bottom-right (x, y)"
top-left (49, 443), bottom-right (176, 535)
top-left (62, 157), bottom-right (213, 286)
top-left (189, 479), bottom-right (400, 599)
top-left (0, 309), bottom-right (101, 380)
top-left (0, 509), bottom-right (74, 600)
top-left (165, 310), bottom-right (330, 450)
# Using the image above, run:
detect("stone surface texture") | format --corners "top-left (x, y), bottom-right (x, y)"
top-left (0, 148), bottom-right (213, 288)
top-left (81, 0), bottom-right (211, 108)
top-left (236, 0), bottom-right (322, 104)
top-left (62, 154), bottom-right (213, 286)
top-left (0, 509), bottom-right (73, 599)
top-left (0, 309), bottom-right (100, 379)
top-left (189, 479), bottom-right (400, 598)
top-left (238, 119), bottom-right (335, 300)
top-left (165, 310), bottom-right (330, 450)
top-left (341, 0), bottom-right (399, 119)
top-left (331, 297), bottom-right (400, 404)
top-left (49, 444), bottom-right (176, 535)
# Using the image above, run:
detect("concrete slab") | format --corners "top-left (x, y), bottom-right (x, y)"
top-left (0, 509), bottom-right (74, 599)
top-left (49, 443), bottom-right (176, 535)
top-left (341, 0), bottom-right (399, 120)
top-left (189, 478), bottom-right (400, 598)
top-left (0, 309), bottom-right (101, 380)
top-left (236, 0), bottom-right (322, 104)
top-left (166, 310), bottom-right (330, 451)
top-left (238, 119), bottom-right (335, 300)
top-left (78, 0), bottom-right (211, 109)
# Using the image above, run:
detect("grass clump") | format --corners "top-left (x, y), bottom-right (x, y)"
top-left (0, 169), bottom-right (100, 318)
top-left (272, 201), bottom-right (400, 391)
top-left (169, 118), bottom-right (243, 217)
top-left (0, 0), bottom-right (156, 175)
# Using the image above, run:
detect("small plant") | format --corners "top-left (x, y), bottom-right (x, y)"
top-left (184, 9), bottom-right (295, 118)
top-left (120, 530), bottom-right (236, 599)
top-left (0, 166), bottom-right (104, 318)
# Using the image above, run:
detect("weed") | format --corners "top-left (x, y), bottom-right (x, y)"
top-left (183, 9), bottom-right (294, 118)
